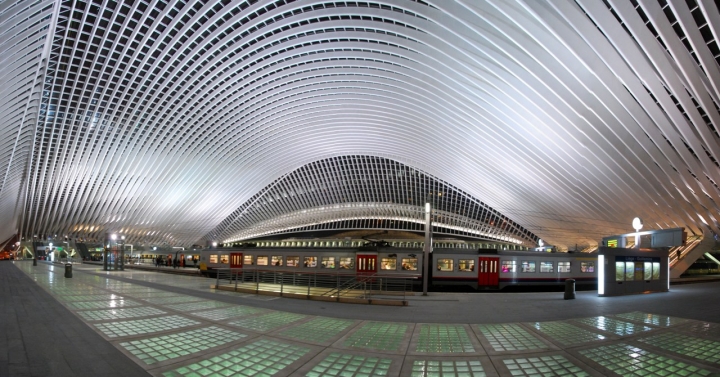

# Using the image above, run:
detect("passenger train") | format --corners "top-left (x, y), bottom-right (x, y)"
top-left (198, 245), bottom-right (597, 290)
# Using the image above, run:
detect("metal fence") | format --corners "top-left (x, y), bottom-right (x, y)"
top-left (214, 268), bottom-right (419, 301)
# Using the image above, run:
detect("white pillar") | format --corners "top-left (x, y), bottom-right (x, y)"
top-left (423, 202), bottom-right (432, 296)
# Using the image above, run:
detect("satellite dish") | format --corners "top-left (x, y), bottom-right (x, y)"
top-left (632, 217), bottom-right (643, 232)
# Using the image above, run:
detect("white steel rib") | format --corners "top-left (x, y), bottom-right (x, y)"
top-left (0, 0), bottom-right (719, 250)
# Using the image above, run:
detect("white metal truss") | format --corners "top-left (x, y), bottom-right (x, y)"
top-left (1, 0), bottom-right (720, 250)
top-left (209, 155), bottom-right (536, 244)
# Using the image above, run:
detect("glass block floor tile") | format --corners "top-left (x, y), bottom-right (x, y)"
top-left (576, 316), bottom-right (653, 336)
top-left (279, 317), bottom-right (355, 343)
top-left (94, 315), bottom-right (202, 338)
top-left (65, 299), bottom-right (143, 310)
top-left (531, 322), bottom-right (605, 346)
top-left (344, 322), bottom-right (409, 351)
top-left (164, 301), bottom-right (233, 312)
top-left (141, 296), bottom-right (206, 305)
top-left (615, 312), bottom-right (690, 327)
top-left (579, 343), bottom-right (714, 377)
top-left (120, 326), bottom-right (247, 365)
top-left (638, 332), bottom-right (720, 364)
top-left (77, 306), bottom-right (166, 321)
top-left (58, 294), bottom-right (124, 302)
top-left (306, 352), bottom-right (392, 377)
top-left (416, 324), bottom-right (475, 353)
top-left (190, 305), bottom-right (266, 321)
top-left (684, 321), bottom-right (720, 338)
top-left (162, 338), bottom-right (310, 377)
top-left (477, 323), bottom-right (547, 352)
top-left (228, 311), bottom-right (306, 332)
top-left (503, 355), bottom-right (589, 377)
top-left (411, 360), bottom-right (486, 377)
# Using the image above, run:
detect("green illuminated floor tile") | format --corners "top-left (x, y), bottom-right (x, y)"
top-left (228, 311), bottom-right (306, 332)
top-left (579, 343), bottom-right (714, 377)
top-left (615, 312), bottom-right (690, 327)
top-left (639, 332), bottom-right (720, 364)
top-left (307, 352), bottom-right (392, 377)
top-left (503, 355), bottom-right (589, 377)
top-left (279, 317), bottom-right (355, 343)
top-left (477, 324), bottom-right (547, 352)
top-left (411, 360), bottom-right (486, 377)
top-left (344, 322), bottom-right (409, 351)
top-left (531, 321), bottom-right (605, 346)
top-left (66, 299), bottom-right (143, 310)
top-left (120, 326), bottom-right (246, 365)
top-left (162, 338), bottom-right (310, 377)
top-left (77, 306), bottom-right (166, 321)
top-left (142, 296), bottom-right (206, 304)
top-left (164, 300), bottom-right (233, 312)
top-left (684, 321), bottom-right (720, 338)
top-left (190, 306), bottom-right (266, 321)
top-left (58, 294), bottom-right (125, 302)
top-left (416, 324), bottom-right (475, 353)
top-left (94, 315), bottom-right (201, 338)
top-left (576, 316), bottom-right (653, 336)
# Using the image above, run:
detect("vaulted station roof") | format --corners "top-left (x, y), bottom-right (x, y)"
top-left (2, 0), bottom-right (720, 249)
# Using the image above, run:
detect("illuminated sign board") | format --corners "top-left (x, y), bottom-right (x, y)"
top-left (607, 239), bottom-right (618, 248)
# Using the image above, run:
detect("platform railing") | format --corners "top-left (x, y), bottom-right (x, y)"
top-left (213, 267), bottom-right (418, 301)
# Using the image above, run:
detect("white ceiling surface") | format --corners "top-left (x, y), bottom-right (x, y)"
top-left (3, 0), bottom-right (720, 248)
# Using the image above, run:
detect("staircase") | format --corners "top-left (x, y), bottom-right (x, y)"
top-left (670, 230), bottom-right (715, 278)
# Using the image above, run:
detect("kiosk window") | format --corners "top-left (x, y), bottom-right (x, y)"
top-left (209, 255), bottom-right (218, 263)
top-left (615, 262), bottom-right (625, 281)
top-left (501, 261), bottom-right (516, 273)
top-left (401, 258), bottom-right (417, 270)
top-left (220, 255), bottom-right (229, 264)
top-left (521, 261), bottom-right (535, 272)
top-left (339, 257), bottom-right (353, 269)
top-left (381, 258), bottom-right (396, 270)
top-left (459, 259), bottom-right (475, 271)
top-left (652, 262), bottom-right (660, 280)
top-left (271, 256), bottom-right (283, 266)
top-left (644, 262), bottom-right (652, 280)
top-left (540, 261), bottom-right (554, 273)
top-left (437, 259), bottom-right (454, 271)
top-left (625, 262), bottom-right (635, 281)
top-left (321, 257), bottom-right (335, 268)
top-left (257, 256), bottom-right (268, 266)
top-left (558, 262), bottom-right (571, 273)
top-left (286, 256), bottom-right (299, 267)
top-left (581, 262), bottom-right (594, 273)
top-left (244, 255), bottom-right (253, 265)
top-left (304, 257), bottom-right (317, 267)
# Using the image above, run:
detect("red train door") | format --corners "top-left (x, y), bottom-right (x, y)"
top-left (478, 257), bottom-right (499, 287)
top-left (356, 254), bottom-right (377, 275)
top-left (230, 253), bottom-right (243, 269)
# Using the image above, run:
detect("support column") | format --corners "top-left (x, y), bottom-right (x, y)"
top-left (422, 202), bottom-right (432, 296)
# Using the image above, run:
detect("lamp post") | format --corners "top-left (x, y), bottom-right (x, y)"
top-left (32, 235), bottom-right (37, 266)
top-left (49, 242), bottom-right (53, 262)
top-left (633, 217), bottom-right (643, 248)
top-left (422, 202), bottom-right (432, 296)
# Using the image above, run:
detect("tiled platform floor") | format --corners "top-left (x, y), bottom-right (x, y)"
top-left (11, 261), bottom-right (720, 377)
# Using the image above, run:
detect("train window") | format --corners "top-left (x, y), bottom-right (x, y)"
top-left (558, 262), bottom-right (571, 273)
top-left (287, 256), bottom-right (300, 267)
top-left (501, 261), bottom-right (515, 273)
top-left (339, 257), bottom-right (353, 269)
top-left (244, 255), bottom-right (254, 265)
top-left (304, 256), bottom-right (317, 267)
top-left (540, 262), bottom-right (553, 273)
top-left (521, 261), bottom-right (535, 272)
top-left (271, 256), bottom-right (283, 266)
top-left (220, 255), bottom-right (229, 264)
top-left (437, 259), bottom-right (453, 271)
top-left (209, 255), bottom-right (218, 263)
top-left (581, 262), bottom-right (594, 273)
top-left (321, 257), bottom-right (335, 268)
top-left (458, 260), bottom-right (475, 272)
top-left (401, 258), bottom-right (417, 270)
top-left (381, 258), bottom-right (396, 270)
top-left (615, 262), bottom-right (625, 281)
top-left (652, 262), bottom-right (660, 280)
top-left (257, 256), bottom-right (269, 266)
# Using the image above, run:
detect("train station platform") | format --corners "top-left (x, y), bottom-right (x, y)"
top-left (4, 260), bottom-right (720, 377)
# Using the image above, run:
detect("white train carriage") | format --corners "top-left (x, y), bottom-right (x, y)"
top-left (198, 247), bottom-right (423, 280)
top-left (431, 249), bottom-right (598, 289)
